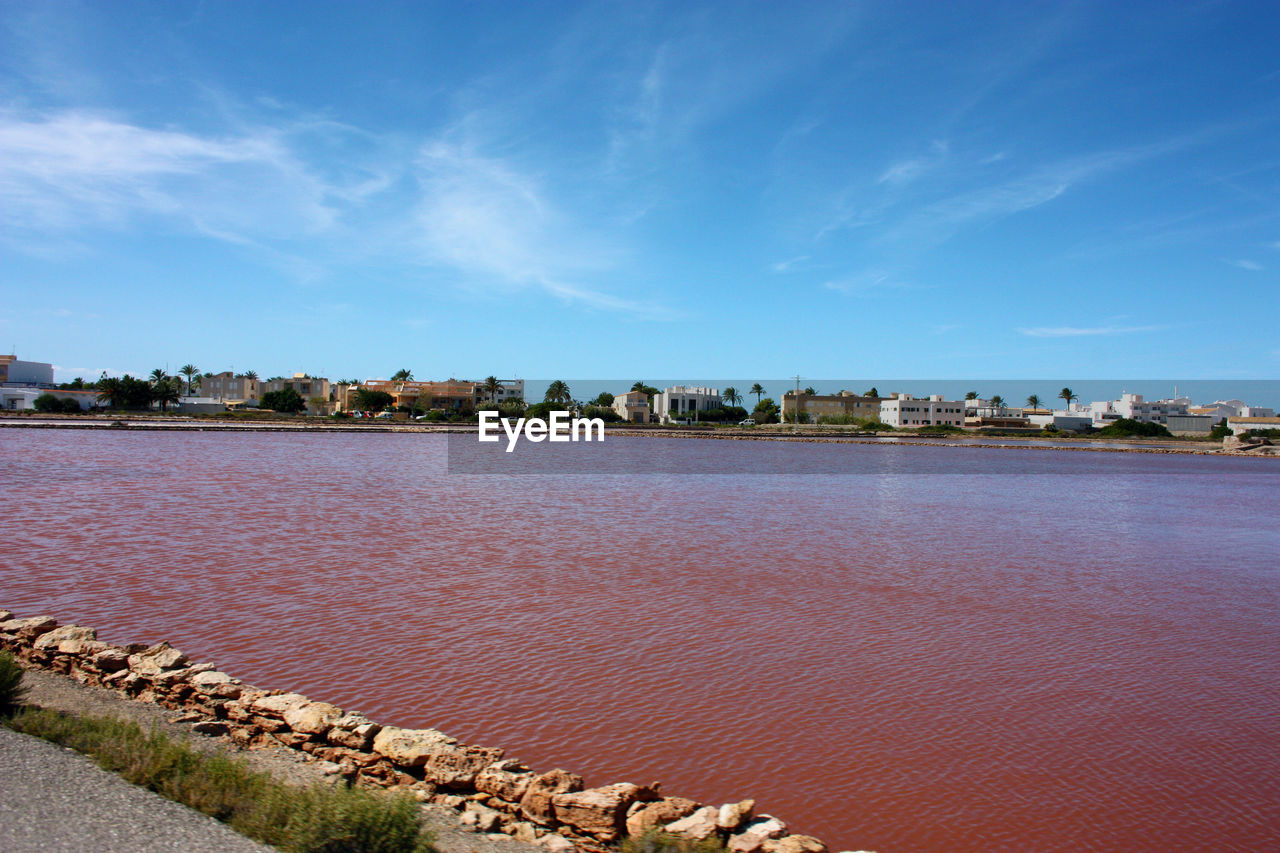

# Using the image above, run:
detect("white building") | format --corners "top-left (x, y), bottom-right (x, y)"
top-left (654, 386), bottom-right (721, 424)
top-left (1085, 393), bottom-right (1189, 427)
top-left (879, 393), bottom-right (965, 428)
top-left (1026, 411), bottom-right (1094, 431)
top-left (474, 378), bottom-right (524, 404)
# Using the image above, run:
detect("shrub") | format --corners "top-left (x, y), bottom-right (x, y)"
top-left (622, 829), bottom-right (726, 853)
top-left (33, 393), bottom-right (63, 412)
top-left (0, 651), bottom-right (27, 715)
top-left (5, 707), bottom-right (434, 853)
top-left (61, 397), bottom-right (83, 413)
top-left (1095, 418), bottom-right (1172, 438)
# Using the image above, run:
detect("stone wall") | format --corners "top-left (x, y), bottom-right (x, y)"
top-left (0, 609), bottom-right (863, 853)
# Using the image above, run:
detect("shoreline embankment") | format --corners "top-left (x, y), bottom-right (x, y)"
top-left (3, 413), bottom-right (1274, 458)
top-left (0, 609), bottom-right (856, 853)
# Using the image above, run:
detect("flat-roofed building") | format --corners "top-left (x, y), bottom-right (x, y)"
top-left (202, 372), bottom-right (261, 406)
top-left (338, 379), bottom-right (479, 412)
top-left (0, 355), bottom-right (54, 386)
top-left (612, 390), bottom-right (651, 423)
top-left (1227, 415), bottom-right (1280, 436)
top-left (781, 391), bottom-right (879, 423)
top-left (261, 374), bottom-right (333, 414)
top-left (879, 393), bottom-right (965, 428)
top-left (654, 386), bottom-right (721, 424)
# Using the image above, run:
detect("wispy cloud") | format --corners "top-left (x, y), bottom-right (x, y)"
top-left (0, 108), bottom-right (341, 241)
top-left (412, 133), bottom-right (675, 319)
top-left (1226, 258), bottom-right (1264, 271)
top-left (771, 255), bottom-right (811, 273)
top-left (878, 140), bottom-right (949, 186)
top-left (1018, 324), bottom-right (1166, 338)
top-left (823, 269), bottom-right (918, 297)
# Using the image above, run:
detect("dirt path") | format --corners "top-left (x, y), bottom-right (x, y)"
top-left (18, 668), bottom-right (543, 853)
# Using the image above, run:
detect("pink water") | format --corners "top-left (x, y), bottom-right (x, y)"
top-left (2, 428), bottom-right (1278, 852)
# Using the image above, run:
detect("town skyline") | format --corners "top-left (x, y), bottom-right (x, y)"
top-left (3, 2), bottom-right (1279, 382)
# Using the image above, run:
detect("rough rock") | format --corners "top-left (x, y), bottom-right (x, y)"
top-left (283, 701), bottom-right (343, 735)
top-left (127, 642), bottom-right (188, 674)
top-left (508, 821), bottom-right (540, 843)
top-left (762, 836), bottom-right (828, 853)
top-left (519, 769), bottom-right (584, 826)
top-left (32, 625), bottom-right (97, 651)
top-left (2, 616), bottom-right (58, 639)
top-left (728, 817), bottom-right (790, 853)
top-left (91, 648), bottom-right (131, 672)
top-left (327, 715), bottom-right (381, 750)
top-left (626, 796), bottom-right (701, 837)
top-left (192, 721), bottom-right (230, 735)
top-left (429, 743), bottom-right (505, 789)
top-left (190, 669), bottom-right (242, 698)
top-left (718, 799), bottom-right (756, 832)
top-left (534, 835), bottom-right (575, 853)
top-left (666, 805), bottom-right (722, 841)
top-left (552, 783), bottom-right (643, 842)
top-left (463, 802), bottom-right (506, 833)
top-left (372, 726), bottom-right (455, 766)
top-left (476, 759), bottom-right (536, 802)
top-left (248, 692), bottom-right (313, 718)
top-left (0, 610), bottom-right (12, 622)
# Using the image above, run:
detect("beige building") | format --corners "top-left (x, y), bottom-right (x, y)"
top-left (261, 374), bottom-right (333, 414)
top-left (337, 379), bottom-right (479, 413)
top-left (201, 372), bottom-right (261, 405)
top-left (612, 390), bottom-right (651, 423)
top-left (781, 390), bottom-right (880, 423)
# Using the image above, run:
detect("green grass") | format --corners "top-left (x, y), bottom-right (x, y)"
top-left (622, 829), bottom-right (727, 853)
top-left (5, 706), bottom-right (434, 853)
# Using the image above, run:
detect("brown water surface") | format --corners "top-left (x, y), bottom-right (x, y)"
top-left (2, 429), bottom-right (1278, 852)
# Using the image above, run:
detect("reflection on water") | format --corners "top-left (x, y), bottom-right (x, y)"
top-left (1, 429), bottom-right (1278, 852)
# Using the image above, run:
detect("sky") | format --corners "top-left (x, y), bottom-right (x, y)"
top-left (2, 0), bottom-right (1279, 386)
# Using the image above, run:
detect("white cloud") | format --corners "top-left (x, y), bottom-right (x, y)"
top-left (878, 140), bottom-right (949, 186)
top-left (0, 109), bottom-right (339, 241)
top-left (1018, 324), bottom-right (1166, 338)
top-left (1226, 258), bottom-right (1263, 271)
top-left (771, 255), bottom-right (811, 273)
top-left (413, 136), bottom-right (675, 319)
top-left (823, 269), bottom-right (916, 296)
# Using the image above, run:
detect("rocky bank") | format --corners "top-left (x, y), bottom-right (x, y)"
top-left (0, 609), bottom-right (873, 853)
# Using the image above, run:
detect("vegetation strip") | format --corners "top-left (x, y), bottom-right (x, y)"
top-left (1, 653), bottom-right (433, 853)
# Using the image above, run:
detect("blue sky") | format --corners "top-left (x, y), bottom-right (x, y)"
top-left (2, 0), bottom-right (1278, 384)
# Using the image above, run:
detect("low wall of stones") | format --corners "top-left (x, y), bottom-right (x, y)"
top-left (1, 609), bottom-right (859, 853)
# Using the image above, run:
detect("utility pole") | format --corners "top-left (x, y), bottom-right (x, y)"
top-left (792, 374), bottom-right (802, 424)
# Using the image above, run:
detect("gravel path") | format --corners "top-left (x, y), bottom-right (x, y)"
top-left (0, 726), bottom-right (274, 853)
top-left (14, 668), bottom-right (543, 853)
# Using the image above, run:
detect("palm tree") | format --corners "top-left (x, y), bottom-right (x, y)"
top-left (483, 375), bottom-right (501, 403)
top-left (803, 386), bottom-right (816, 396)
top-left (990, 395), bottom-right (1005, 410)
top-left (179, 364), bottom-right (200, 396)
top-left (1059, 387), bottom-right (1076, 411)
top-left (1026, 394), bottom-right (1043, 410)
top-left (153, 377), bottom-right (181, 412)
top-left (243, 370), bottom-right (259, 381)
top-left (965, 391), bottom-right (979, 401)
top-left (391, 368), bottom-right (413, 381)
top-left (723, 386), bottom-right (741, 407)
top-left (750, 383), bottom-right (765, 404)
top-left (150, 368), bottom-right (169, 385)
top-left (96, 376), bottom-right (121, 408)
top-left (544, 380), bottom-right (572, 404)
